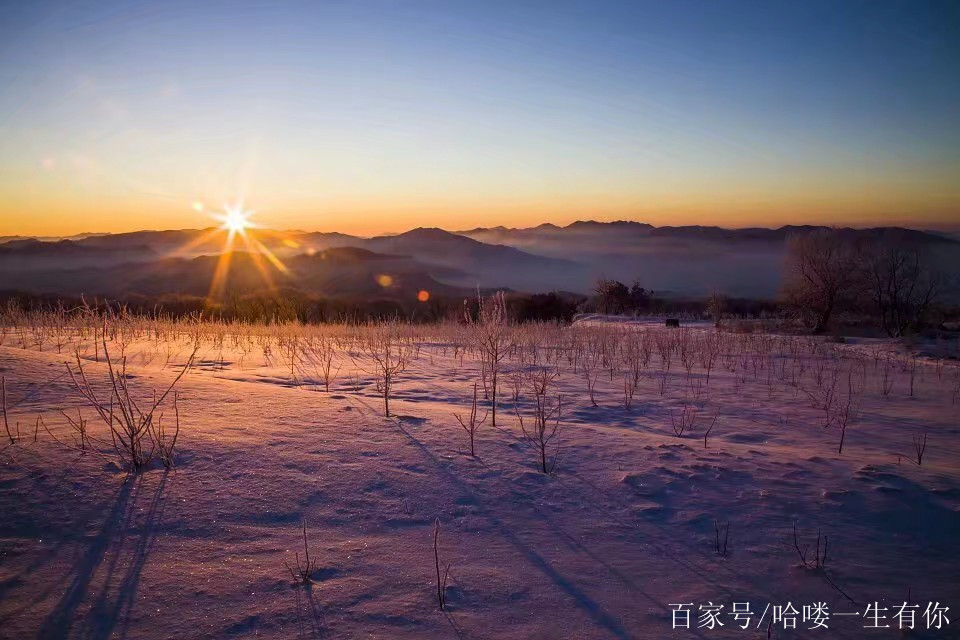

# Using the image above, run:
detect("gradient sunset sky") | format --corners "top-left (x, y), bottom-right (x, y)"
top-left (1, 0), bottom-right (958, 236)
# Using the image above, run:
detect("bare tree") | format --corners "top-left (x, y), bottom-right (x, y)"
top-left (864, 238), bottom-right (944, 337)
top-left (707, 290), bottom-right (727, 328)
top-left (781, 229), bottom-right (861, 334)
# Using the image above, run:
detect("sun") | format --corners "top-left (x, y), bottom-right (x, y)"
top-left (217, 205), bottom-right (253, 235)
top-left (198, 199), bottom-right (291, 299)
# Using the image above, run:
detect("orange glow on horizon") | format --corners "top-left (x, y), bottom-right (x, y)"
top-left (2, 183), bottom-right (959, 237)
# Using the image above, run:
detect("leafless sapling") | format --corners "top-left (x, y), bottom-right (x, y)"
top-left (833, 369), bottom-right (860, 455)
top-left (912, 431), bottom-right (928, 465)
top-left (581, 351), bottom-right (601, 408)
top-left (785, 521), bottom-right (858, 604)
top-left (789, 520), bottom-right (827, 570)
top-left (357, 322), bottom-right (410, 417)
top-left (703, 409), bottom-right (719, 449)
top-left (515, 368), bottom-right (563, 474)
top-left (1, 376), bottom-right (13, 444)
top-left (59, 407), bottom-right (89, 452)
top-left (433, 518), bottom-right (451, 610)
top-left (285, 520), bottom-right (319, 585)
top-left (469, 291), bottom-right (512, 427)
top-left (714, 521), bottom-right (730, 556)
top-left (149, 391), bottom-right (180, 468)
top-left (670, 403), bottom-right (698, 438)
top-left (880, 358), bottom-right (895, 397)
top-left (454, 382), bottom-right (488, 456)
top-left (622, 372), bottom-right (637, 411)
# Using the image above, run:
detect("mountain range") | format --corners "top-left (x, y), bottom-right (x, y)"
top-left (1, 222), bottom-right (957, 301)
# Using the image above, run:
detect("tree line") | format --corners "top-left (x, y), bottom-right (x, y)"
top-left (780, 229), bottom-right (949, 336)
top-left (589, 228), bottom-right (955, 336)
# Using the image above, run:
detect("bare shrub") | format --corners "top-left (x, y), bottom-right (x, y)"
top-left (508, 369), bottom-right (523, 403)
top-left (454, 382), bottom-right (488, 456)
top-left (309, 336), bottom-right (341, 392)
top-left (515, 368), bottom-right (563, 474)
top-left (150, 391), bottom-right (181, 469)
top-left (833, 369), bottom-right (861, 455)
top-left (879, 357), bottom-right (895, 397)
top-left (357, 322), bottom-right (410, 417)
top-left (912, 432), bottom-right (928, 465)
top-left (703, 410), bottom-right (718, 449)
top-left (789, 520), bottom-right (827, 570)
top-left (906, 356), bottom-right (917, 398)
top-left (59, 407), bottom-right (89, 452)
top-left (707, 291), bottom-right (727, 329)
top-left (622, 372), bottom-right (637, 411)
top-left (279, 331), bottom-right (303, 385)
top-left (784, 521), bottom-right (856, 603)
top-left (468, 292), bottom-right (512, 427)
top-left (581, 350), bottom-right (601, 408)
top-left (669, 403), bottom-right (697, 437)
top-left (654, 330), bottom-right (675, 372)
top-left (670, 400), bottom-right (718, 441)
top-left (699, 332), bottom-right (721, 384)
top-left (285, 520), bottom-right (319, 585)
top-left (657, 369), bottom-right (670, 396)
top-left (66, 337), bottom-right (195, 472)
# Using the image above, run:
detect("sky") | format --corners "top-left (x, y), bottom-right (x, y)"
top-left (1, 0), bottom-right (958, 237)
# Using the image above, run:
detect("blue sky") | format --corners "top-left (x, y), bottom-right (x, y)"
top-left (1, 0), bottom-right (958, 234)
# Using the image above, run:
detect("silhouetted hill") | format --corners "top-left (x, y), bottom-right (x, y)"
top-left (4, 221), bottom-right (957, 298)
top-left (366, 227), bottom-right (571, 268)
top-left (0, 247), bottom-right (462, 300)
top-left (0, 238), bottom-right (156, 269)
top-left (456, 221), bottom-right (959, 297)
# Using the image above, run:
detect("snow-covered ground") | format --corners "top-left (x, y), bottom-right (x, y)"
top-left (1, 321), bottom-right (958, 639)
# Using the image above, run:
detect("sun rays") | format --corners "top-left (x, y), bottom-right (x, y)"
top-left (215, 205), bottom-right (254, 235)
top-left (168, 201), bottom-right (292, 300)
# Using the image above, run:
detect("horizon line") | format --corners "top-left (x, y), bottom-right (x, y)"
top-left (4, 217), bottom-right (959, 240)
